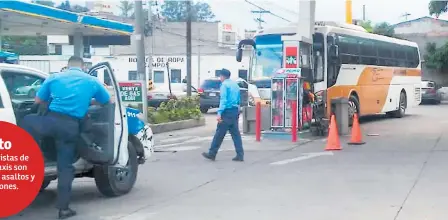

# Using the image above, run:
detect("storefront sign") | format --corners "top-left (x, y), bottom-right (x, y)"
top-left (284, 46), bottom-right (298, 68)
top-left (128, 57), bottom-right (184, 68)
top-left (119, 81), bottom-right (143, 102)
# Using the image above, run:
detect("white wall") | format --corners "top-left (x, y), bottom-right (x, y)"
top-left (19, 55), bottom-right (251, 90)
top-left (92, 55), bottom-right (250, 90)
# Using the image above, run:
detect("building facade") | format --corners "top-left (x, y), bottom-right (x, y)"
top-left (19, 54), bottom-right (251, 90)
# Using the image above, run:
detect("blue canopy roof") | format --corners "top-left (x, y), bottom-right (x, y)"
top-left (0, 0), bottom-right (133, 35)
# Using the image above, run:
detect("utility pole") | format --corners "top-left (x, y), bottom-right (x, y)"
top-left (197, 29), bottom-right (201, 88)
top-left (147, 0), bottom-right (153, 80)
top-left (251, 10), bottom-right (269, 30)
top-left (362, 5), bottom-right (366, 21)
top-left (402, 12), bottom-right (411, 21)
top-left (186, 0), bottom-right (192, 96)
top-left (135, 0), bottom-right (148, 122)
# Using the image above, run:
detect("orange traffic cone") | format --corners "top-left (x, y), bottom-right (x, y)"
top-left (325, 115), bottom-right (342, 151)
top-left (348, 113), bottom-right (365, 145)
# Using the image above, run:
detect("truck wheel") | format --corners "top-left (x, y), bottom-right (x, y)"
top-left (94, 141), bottom-right (138, 197)
top-left (40, 179), bottom-right (52, 192)
top-left (200, 106), bottom-right (208, 113)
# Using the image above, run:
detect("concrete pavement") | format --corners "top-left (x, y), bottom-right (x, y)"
top-left (8, 104), bottom-right (448, 220)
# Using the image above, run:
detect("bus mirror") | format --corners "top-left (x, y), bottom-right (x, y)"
top-left (329, 45), bottom-right (339, 59)
top-left (236, 48), bottom-right (243, 62)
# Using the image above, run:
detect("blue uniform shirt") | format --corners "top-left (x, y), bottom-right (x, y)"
top-left (126, 107), bottom-right (145, 135)
top-left (37, 67), bottom-right (111, 119)
top-left (217, 79), bottom-right (240, 116)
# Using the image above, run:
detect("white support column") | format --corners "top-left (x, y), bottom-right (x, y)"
top-left (281, 0), bottom-right (315, 44)
top-left (73, 31), bottom-right (84, 58)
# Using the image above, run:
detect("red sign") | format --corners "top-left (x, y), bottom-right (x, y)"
top-left (285, 46), bottom-right (298, 68)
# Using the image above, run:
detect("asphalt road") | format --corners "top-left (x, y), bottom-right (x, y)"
top-left (8, 103), bottom-right (448, 220)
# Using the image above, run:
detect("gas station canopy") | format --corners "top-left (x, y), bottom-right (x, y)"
top-left (0, 0), bottom-right (134, 36)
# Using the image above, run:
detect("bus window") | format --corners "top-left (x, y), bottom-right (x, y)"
top-left (312, 33), bottom-right (325, 83)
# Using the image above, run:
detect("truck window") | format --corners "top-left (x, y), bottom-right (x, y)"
top-left (0, 71), bottom-right (44, 100)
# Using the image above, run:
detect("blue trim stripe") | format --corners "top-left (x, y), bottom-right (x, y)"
top-left (0, 0), bottom-right (133, 35)
top-left (0, 0), bottom-right (78, 22)
top-left (81, 16), bottom-right (134, 34)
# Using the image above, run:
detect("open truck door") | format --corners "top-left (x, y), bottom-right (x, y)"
top-left (80, 62), bottom-right (129, 167)
top-left (83, 62), bottom-right (137, 197)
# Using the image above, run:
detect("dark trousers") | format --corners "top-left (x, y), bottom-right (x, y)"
top-left (20, 112), bottom-right (79, 210)
top-left (208, 107), bottom-right (244, 158)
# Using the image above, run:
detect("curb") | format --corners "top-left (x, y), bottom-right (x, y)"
top-left (149, 117), bottom-right (206, 134)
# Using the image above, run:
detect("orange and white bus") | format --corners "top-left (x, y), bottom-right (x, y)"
top-left (243, 21), bottom-right (422, 124)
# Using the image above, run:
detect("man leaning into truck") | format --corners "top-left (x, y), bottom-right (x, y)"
top-left (20, 56), bottom-right (111, 219)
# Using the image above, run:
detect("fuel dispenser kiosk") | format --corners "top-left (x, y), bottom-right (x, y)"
top-left (270, 41), bottom-right (314, 132)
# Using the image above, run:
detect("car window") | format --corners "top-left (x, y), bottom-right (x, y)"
top-left (427, 82), bottom-right (435, 88)
top-left (201, 80), bottom-right (221, 90)
top-left (1, 70), bottom-right (45, 100)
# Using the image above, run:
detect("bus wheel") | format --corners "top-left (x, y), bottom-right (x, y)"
top-left (389, 91), bottom-right (407, 118)
top-left (348, 95), bottom-right (359, 126)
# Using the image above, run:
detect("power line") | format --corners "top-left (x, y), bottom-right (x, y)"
top-left (155, 26), bottom-right (237, 46)
top-left (244, 0), bottom-right (291, 23)
top-left (263, 2), bottom-right (299, 16)
top-left (252, 10), bottom-right (269, 29)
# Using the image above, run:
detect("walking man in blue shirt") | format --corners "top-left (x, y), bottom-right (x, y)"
top-left (202, 69), bottom-right (244, 161)
top-left (20, 56), bottom-right (111, 219)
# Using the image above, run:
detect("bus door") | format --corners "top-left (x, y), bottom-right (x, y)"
top-left (326, 34), bottom-right (340, 89)
top-left (312, 33), bottom-right (326, 92)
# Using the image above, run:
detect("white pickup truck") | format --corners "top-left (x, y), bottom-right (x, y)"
top-left (0, 62), bottom-right (154, 197)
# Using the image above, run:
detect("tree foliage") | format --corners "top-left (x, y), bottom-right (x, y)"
top-left (358, 20), bottom-right (395, 37)
top-left (55, 0), bottom-right (89, 13)
top-left (32, 0), bottom-right (55, 7)
top-left (119, 1), bottom-right (134, 18)
top-left (359, 20), bottom-right (373, 33)
top-left (424, 42), bottom-right (448, 72)
top-left (372, 22), bottom-right (395, 37)
top-left (429, 0), bottom-right (448, 18)
top-left (161, 1), bottom-right (215, 22)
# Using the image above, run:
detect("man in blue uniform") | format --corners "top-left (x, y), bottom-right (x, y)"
top-left (202, 69), bottom-right (244, 161)
top-left (20, 56), bottom-right (111, 219)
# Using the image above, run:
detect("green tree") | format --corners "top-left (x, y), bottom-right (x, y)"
top-left (56, 0), bottom-right (71, 11)
top-left (119, 1), bottom-right (134, 18)
top-left (2, 36), bottom-right (47, 55)
top-left (359, 20), bottom-right (373, 33)
top-left (372, 22), bottom-right (395, 37)
top-left (429, 0), bottom-right (448, 18)
top-left (161, 1), bottom-right (215, 22)
top-left (424, 42), bottom-right (448, 71)
top-left (55, 0), bottom-right (88, 13)
top-left (71, 4), bottom-right (89, 13)
top-left (32, 0), bottom-right (55, 7)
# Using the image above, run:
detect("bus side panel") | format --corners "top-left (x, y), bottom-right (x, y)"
top-left (382, 73), bottom-right (421, 113)
top-left (327, 66), bottom-right (420, 117)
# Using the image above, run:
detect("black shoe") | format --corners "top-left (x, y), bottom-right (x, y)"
top-left (232, 156), bottom-right (244, 162)
top-left (202, 152), bottom-right (215, 161)
top-left (58, 208), bottom-right (77, 219)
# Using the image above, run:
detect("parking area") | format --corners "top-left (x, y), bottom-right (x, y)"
top-left (8, 103), bottom-right (448, 220)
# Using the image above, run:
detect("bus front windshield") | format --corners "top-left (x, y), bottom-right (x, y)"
top-left (251, 34), bottom-right (283, 79)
